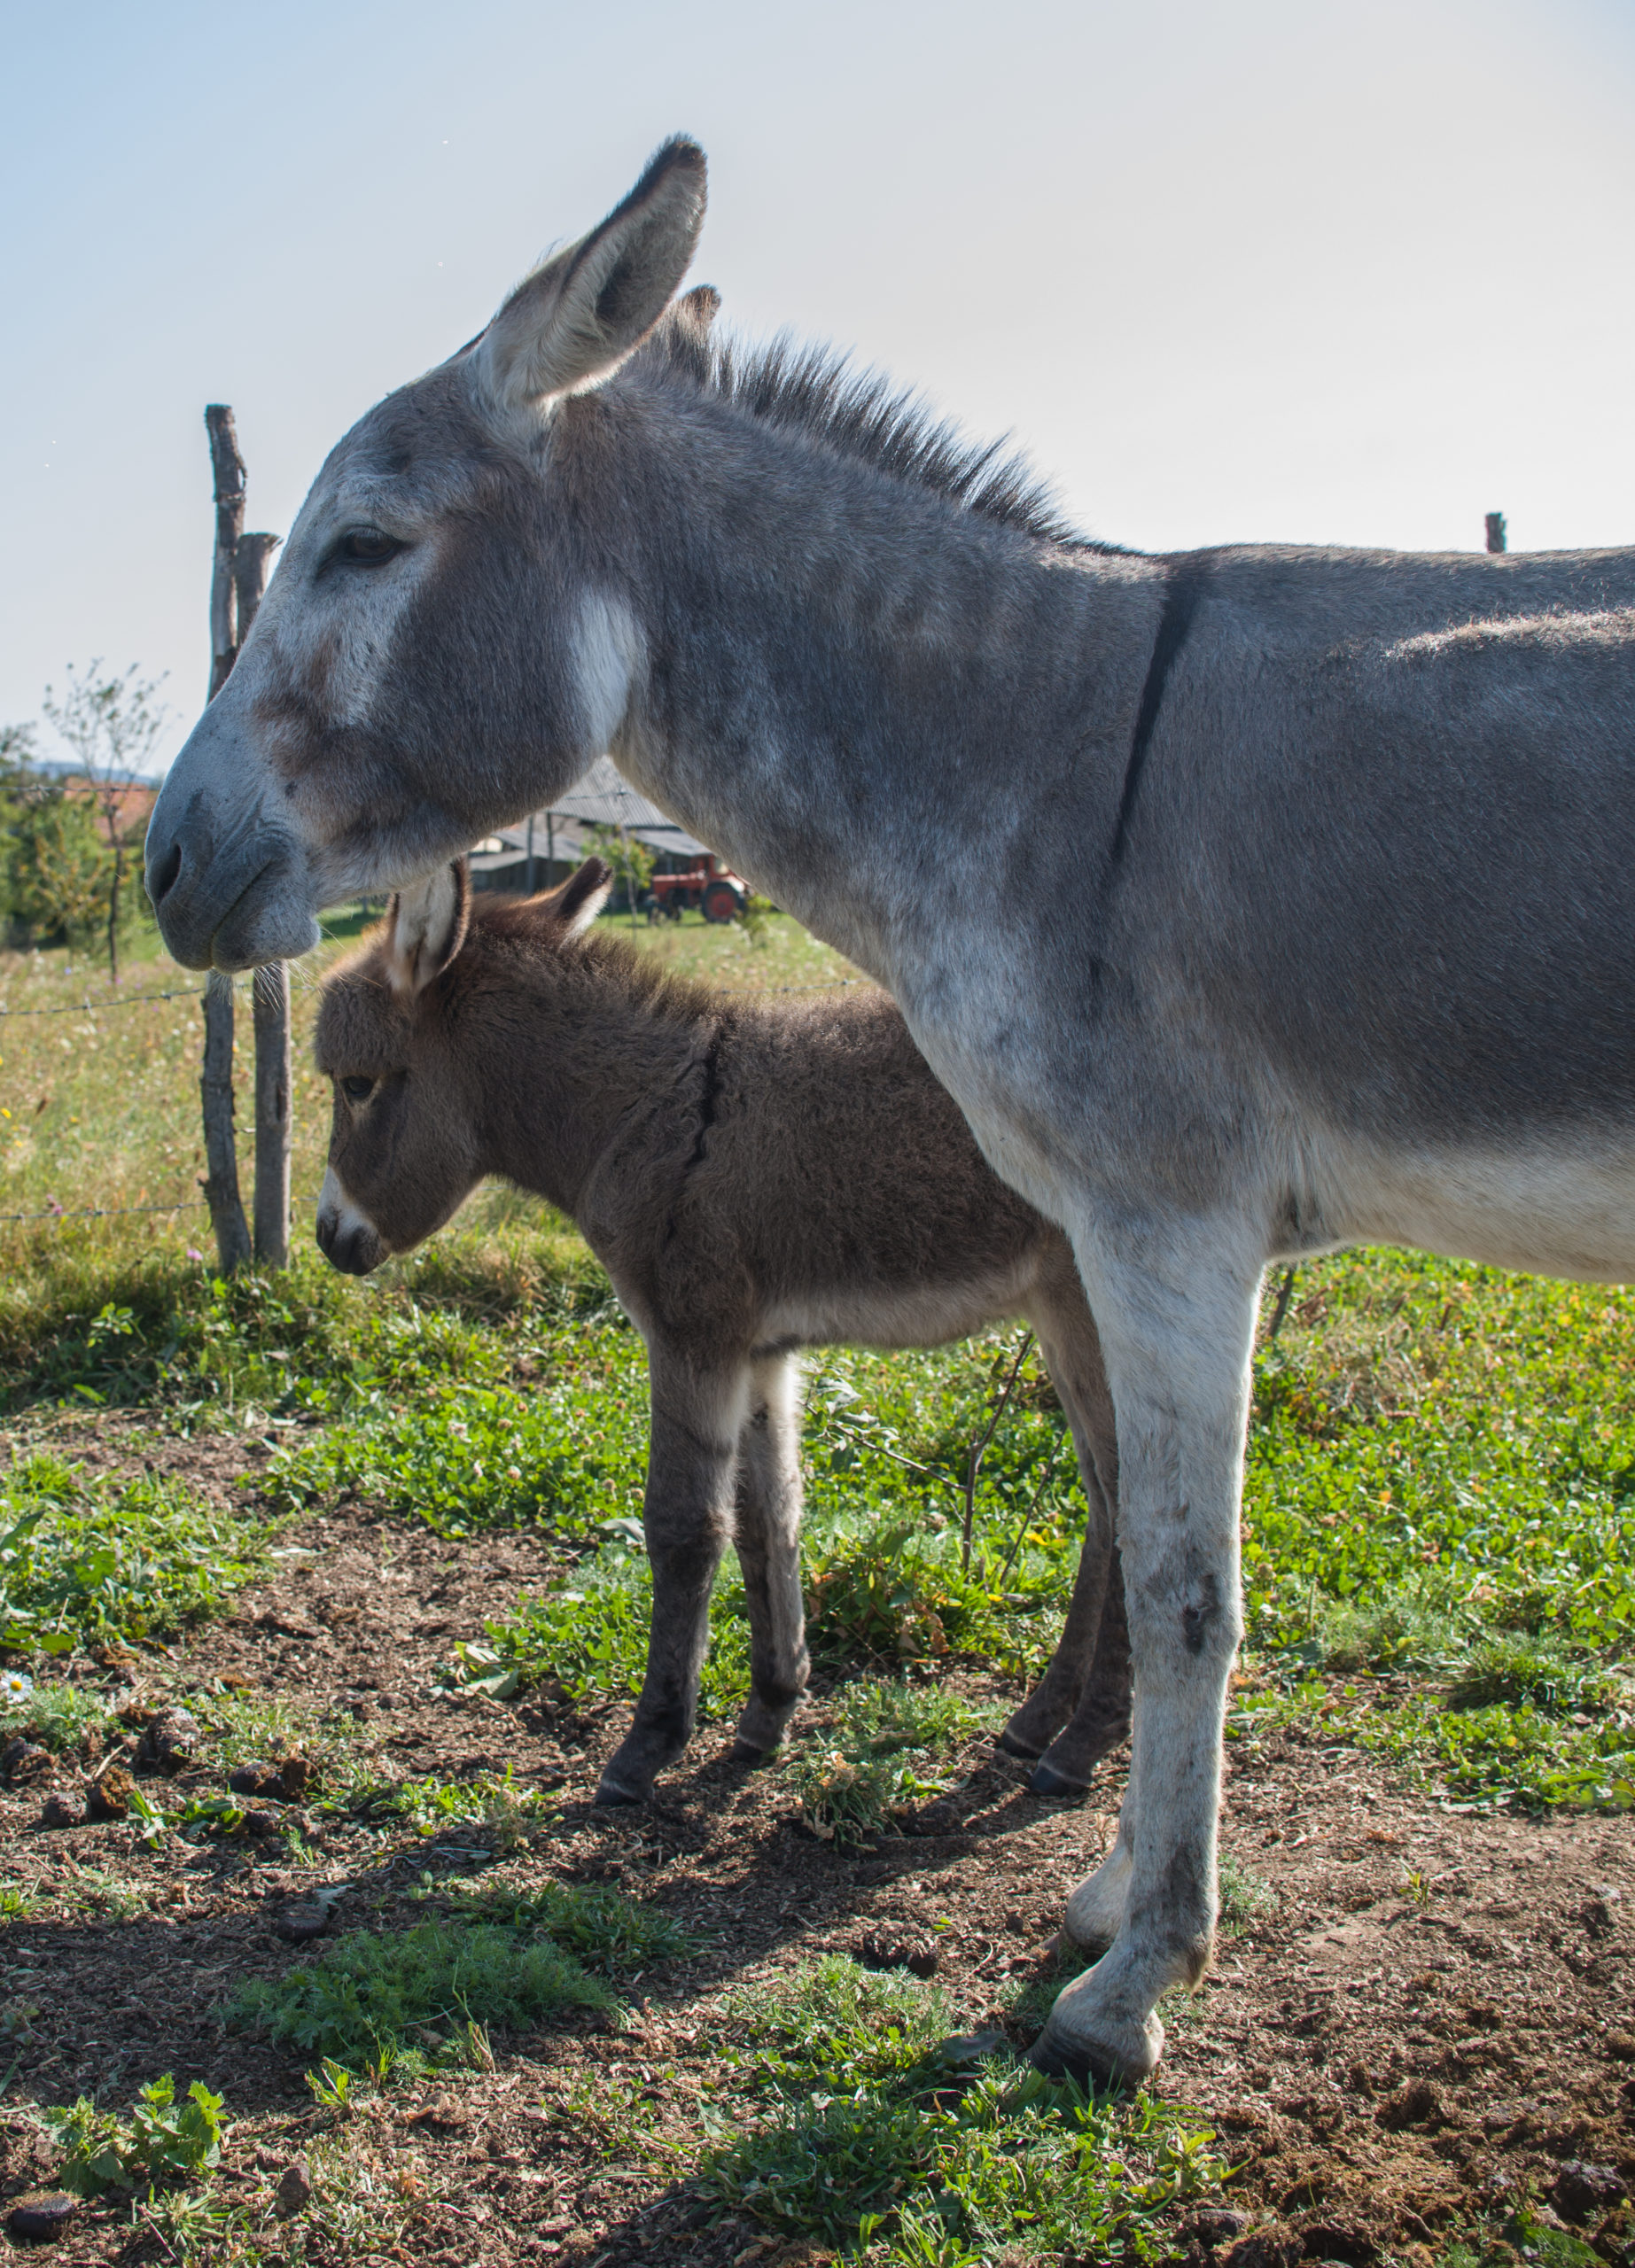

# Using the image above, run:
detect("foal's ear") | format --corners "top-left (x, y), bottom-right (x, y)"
top-left (674, 284), bottom-right (722, 337)
top-left (474, 136), bottom-right (706, 416)
top-left (385, 859), bottom-right (471, 996)
top-left (549, 856), bottom-right (614, 941)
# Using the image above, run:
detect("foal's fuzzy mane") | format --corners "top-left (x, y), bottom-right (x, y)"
top-left (470, 894), bottom-right (728, 1023)
top-left (631, 307), bottom-right (1101, 550)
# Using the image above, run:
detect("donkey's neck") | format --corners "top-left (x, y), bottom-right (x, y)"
top-left (571, 384), bottom-right (1164, 1000)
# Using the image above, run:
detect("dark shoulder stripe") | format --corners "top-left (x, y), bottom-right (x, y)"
top-left (1108, 561), bottom-right (1207, 871)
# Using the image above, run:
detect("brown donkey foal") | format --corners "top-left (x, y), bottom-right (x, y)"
top-left (315, 858), bottom-right (1131, 1807)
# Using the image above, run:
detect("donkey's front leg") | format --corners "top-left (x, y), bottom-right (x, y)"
top-left (1031, 1231), bottom-right (1257, 2086)
top-left (729, 1353), bottom-right (811, 1762)
top-left (596, 1354), bottom-right (750, 1806)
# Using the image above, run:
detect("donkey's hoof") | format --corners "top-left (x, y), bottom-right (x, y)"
top-left (729, 1736), bottom-right (777, 1769)
top-left (593, 1767), bottom-right (649, 1807)
top-left (1029, 1757), bottom-right (1092, 1800)
top-left (1029, 2007), bottom-right (1162, 2092)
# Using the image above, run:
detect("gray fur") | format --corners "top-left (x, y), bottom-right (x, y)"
top-left (146, 141), bottom-right (1635, 2085)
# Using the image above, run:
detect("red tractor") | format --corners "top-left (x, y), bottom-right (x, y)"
top-left (641, 854), bottom-right (749, 924)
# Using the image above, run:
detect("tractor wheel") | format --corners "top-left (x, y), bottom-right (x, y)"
top-left (702, 882), bottom-right (744, 924)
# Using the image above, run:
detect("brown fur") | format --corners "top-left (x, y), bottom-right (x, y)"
top-left (315, 862), bottom-right (1130, 1802)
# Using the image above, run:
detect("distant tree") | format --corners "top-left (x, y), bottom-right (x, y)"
top-left (0, 722), bottom-right (110, 951)
top-left (42, 663), bottom-right (170, 981)
top-left (581, 823), bottom-right (656, 913)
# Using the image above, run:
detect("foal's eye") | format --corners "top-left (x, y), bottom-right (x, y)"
top-left (341, 1076), bottom-right (375, 1102)
top-left (337, 527), bottom-right (400, 565)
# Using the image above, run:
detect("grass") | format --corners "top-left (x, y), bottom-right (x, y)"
top-left (0, 1451), bottom-right (269, 1658)
top-left (703, 1956), bottom-right (1226, 2264)
top-left (230, 1877), bottom-right (684, 2074)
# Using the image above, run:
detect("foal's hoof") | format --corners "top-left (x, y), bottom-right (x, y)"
top-left (593, 1767), bottom-right (649, 1807)
top-left (997, 1724), bottom-right (1047, 1763)
top-left (729, 1736), bottom-right (776, 1769)
top-left (1029, 1757), bottom-right (1093, 1800)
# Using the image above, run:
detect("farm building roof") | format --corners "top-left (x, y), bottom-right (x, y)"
top-left (465, 756), bottom-right (710, 882)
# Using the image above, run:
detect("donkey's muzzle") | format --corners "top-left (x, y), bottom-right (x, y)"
top-left (144, 711), bottom-right (322, 970)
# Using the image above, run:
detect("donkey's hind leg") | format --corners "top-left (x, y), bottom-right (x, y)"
top-left (596, 1352), bottom-right (750, 1806)
top-left (1001, 1262), bottom-right (1132, 1792)
top-left (730, 1352), bottom-right (811, 1762)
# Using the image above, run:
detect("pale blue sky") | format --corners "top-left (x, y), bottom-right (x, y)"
top-left (4, 0), bottom-right (1634, 765)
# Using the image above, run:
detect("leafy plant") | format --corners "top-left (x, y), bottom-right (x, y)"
top-left (43, 2074), bottom-right (227, 2196)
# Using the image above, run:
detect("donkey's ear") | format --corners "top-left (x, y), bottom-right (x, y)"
top-left (474, 137), bottom-right (706, 416)
top-left (550, 855), bottom-right (614, 941)
top-left (385, 859), bottom-right (471, 996)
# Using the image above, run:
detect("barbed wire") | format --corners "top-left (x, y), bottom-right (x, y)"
top-left (0, 1199), bottom-right (208, 1226)
top-left (0, 985), bottom-right (207, 1021)
top-left (711, 978), bottom-right (867, 995)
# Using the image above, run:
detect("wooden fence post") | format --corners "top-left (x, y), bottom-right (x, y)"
top-left (232, 523), bottom-right (292, 1269)
top-left (1485, 511), bottom-right (1507, 555)
top-left (199, 405), bottom-right (287, 1273)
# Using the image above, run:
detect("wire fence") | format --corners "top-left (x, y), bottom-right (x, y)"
top-left (0, 985), bottom-right (208, 1021)
top-left (0, 954), bottom-right (871, 1239)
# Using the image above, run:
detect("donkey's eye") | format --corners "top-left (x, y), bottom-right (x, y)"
top-left (340, 1076), bottom-right (376, 1102)
top-left (337, 527), bottom-right (400, 566)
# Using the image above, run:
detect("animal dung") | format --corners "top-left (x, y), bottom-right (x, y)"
top-left (85, 1766), bottom-right (134, 1821)
top-left (7, 2191), bottom-right (81, 2241)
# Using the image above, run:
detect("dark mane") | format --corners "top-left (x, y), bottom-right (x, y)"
top-left (631, 306), bottom-right (1099, 549)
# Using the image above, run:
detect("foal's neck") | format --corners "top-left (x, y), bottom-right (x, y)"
top-left (478, 936), bottom-right (713, 1217)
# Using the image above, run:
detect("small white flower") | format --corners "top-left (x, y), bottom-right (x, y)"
top-left (505, 1466), bottom-right (522, 1483)
top-left (0, 1671), bottom-right (32, 1702)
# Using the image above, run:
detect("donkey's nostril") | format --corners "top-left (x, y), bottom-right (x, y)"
top-left (316, 1213), bottom-right (337, 1259)
top-left (149, 842), bottom-right (183, 906)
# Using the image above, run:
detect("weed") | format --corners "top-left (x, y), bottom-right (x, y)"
top-left (725, 1956), bottom-right (954, 2093)
top-left (350, 1765), bottom-right (550, 1846)
top-left (1216, 1852), bottom-right (1275, 1935)
top-left (0, 1881), bottom-right (40, 1919)
top-left (782, 1680), bottom-right (1000, 1846)
top-left (232, 1879), bottom-right (678, 2071)
top-left (439, 1878), bottom-right (693, 1972)
top-left (232, 1916), bottom-right (613, 2070)
top-left (43, 2072), bottom-right (227, 2196)
top-left (0, 1676), bottom-right (111, 1752)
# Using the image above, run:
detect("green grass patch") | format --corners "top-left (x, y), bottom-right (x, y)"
top-left (230, 1879), bottom-right (681, 2072)
top-left (703, 1957), bottom-right (1225, 2263)
top-left (1233, 1251), bottom-right (1635, 1810)
top-left (0, 1453), bottom-right (269, 1658)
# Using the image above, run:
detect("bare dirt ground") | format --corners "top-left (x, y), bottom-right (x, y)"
top-left (3, 1447), bottom-right (1632, 2267)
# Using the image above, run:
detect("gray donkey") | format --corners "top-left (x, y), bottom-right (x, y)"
top-left (313, 855), bottom-right (1132, 1806)
top-left (146, 137), bottom-right (1635, 2084)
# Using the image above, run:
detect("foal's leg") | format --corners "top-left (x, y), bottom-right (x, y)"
top-left (1000, 1270), bottom-right (1133, 1792)
top-left (730, 1353), bottom-right (812, 1761)
top-left (1031, 1223), bottom-right (1257, 2086)
top-left (596, 1351), bottom-right (751, 1806)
